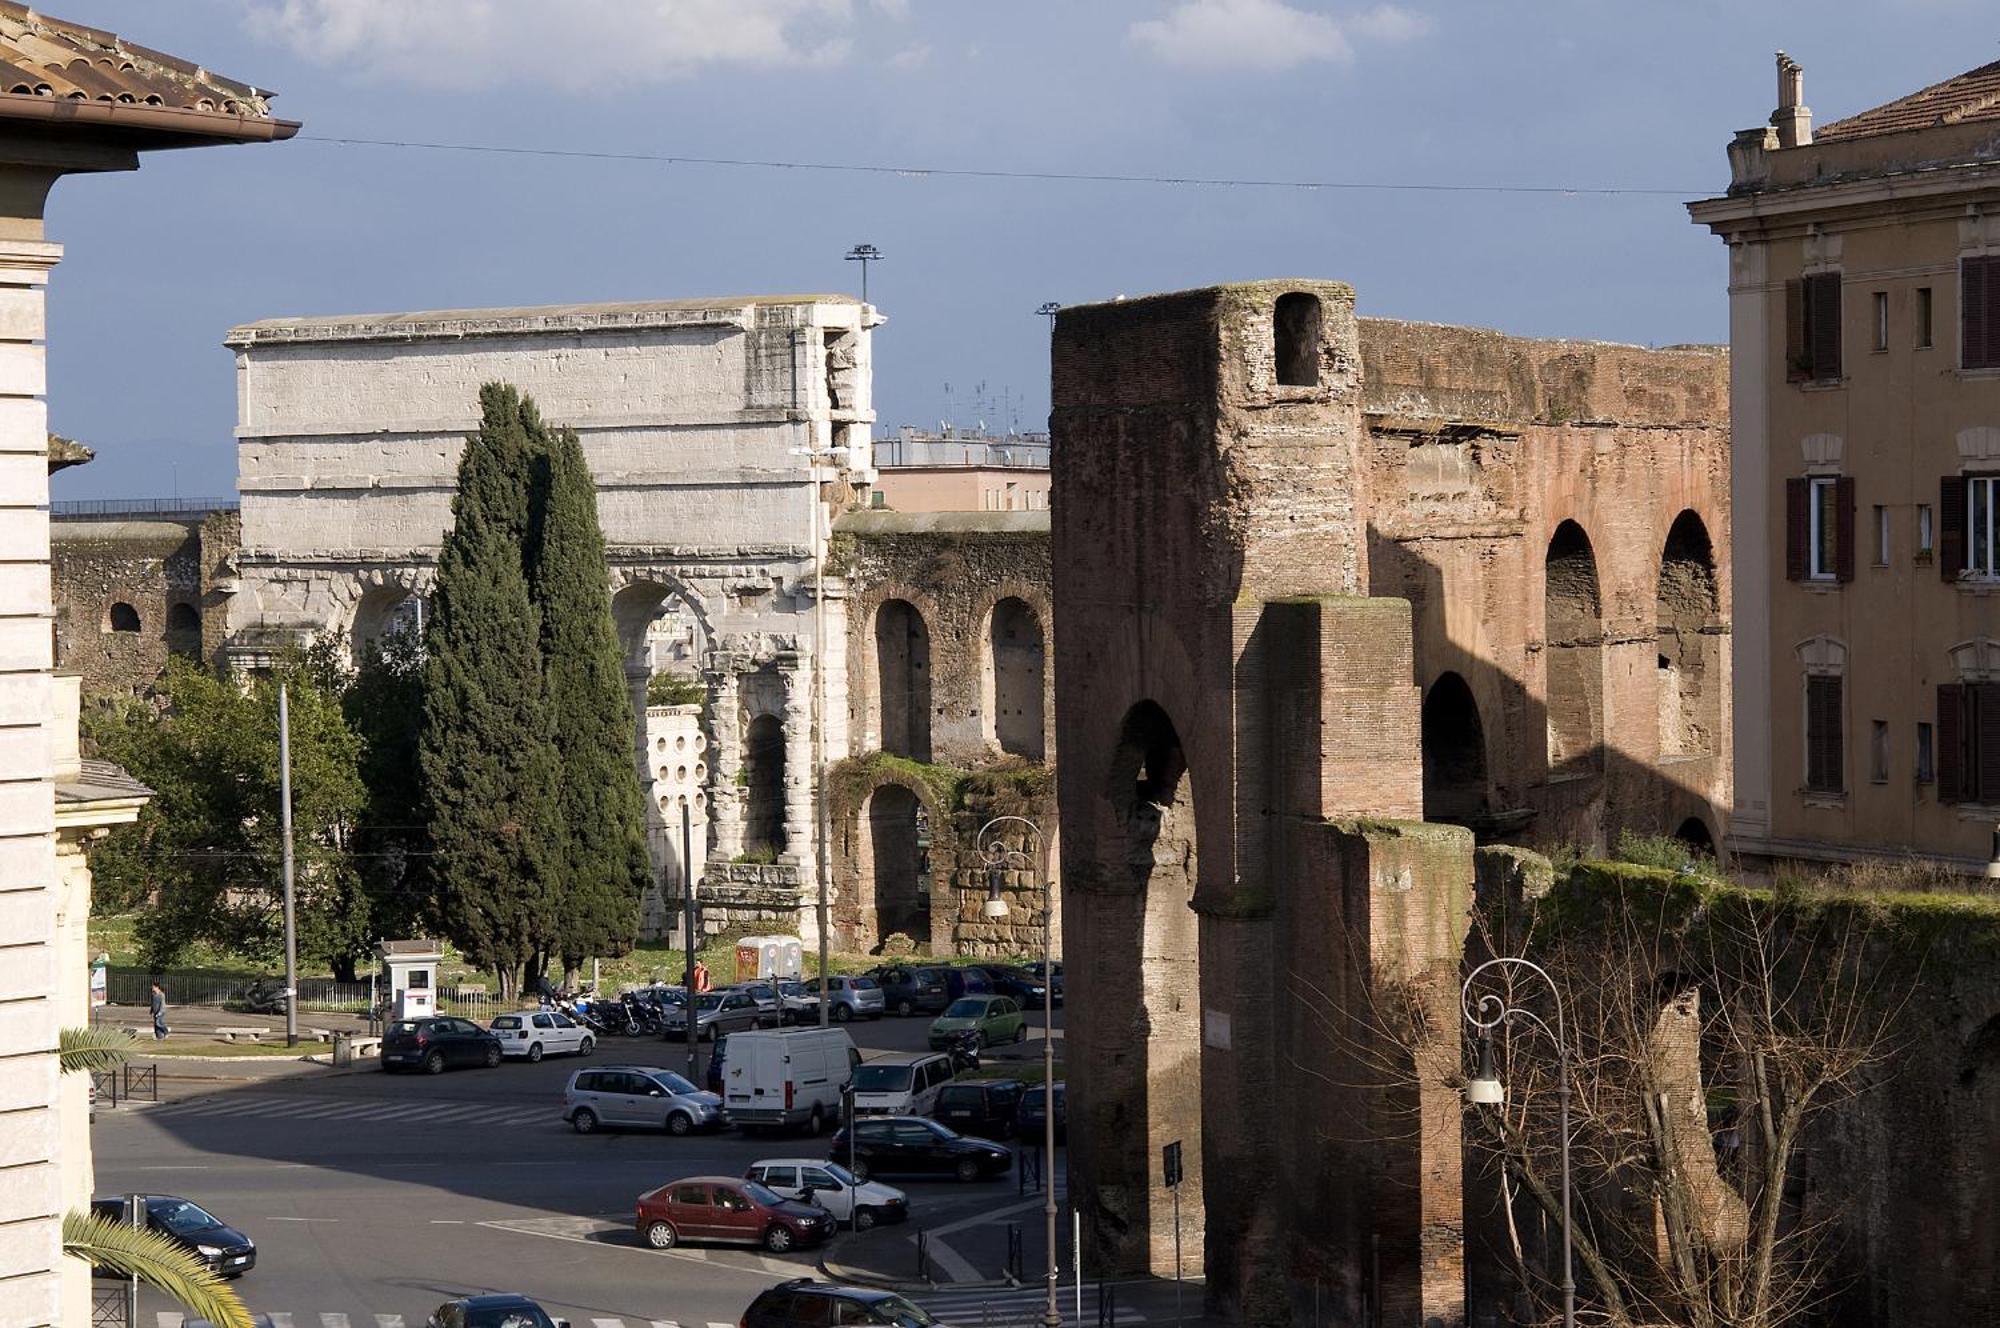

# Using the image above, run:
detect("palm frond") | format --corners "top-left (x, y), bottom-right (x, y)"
top-left (58, 1025), bottom-right (138, 1076)
top-left (62, 1209), bottom-right (254, 1328)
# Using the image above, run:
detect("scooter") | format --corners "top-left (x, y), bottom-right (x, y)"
top-left (946, 1028), bottom-right (982, 1074)
top-left (562, 998), bottom-right (613, 1038)
top-left (242, 976), bottom-right (289, 1017)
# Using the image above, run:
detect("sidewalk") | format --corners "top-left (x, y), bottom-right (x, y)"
top-left (91, 1003), bottom-right (374, 1087)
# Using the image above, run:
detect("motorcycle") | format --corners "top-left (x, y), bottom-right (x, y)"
top-left (946, 1028), bottom-right (982, 1074)
top-left (241, 976), bottom-right (289, 1017)
top-left (622, 994), bottom-right (663, 1035)
top-left (562, 998), bottom-right (612, 1038)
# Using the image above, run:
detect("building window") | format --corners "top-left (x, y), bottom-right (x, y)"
top-left (1917, 720), bottom-right (1935, 783)
top-left (1973, 475), bottom-right (1999, 577)
top-left (1873, 291), bottom-right (1889, 351)
top-left (106, 602), bottom-right (141, 633)
top-left (1786, 271), bottom-right (1842, 382)
top-left (1806, 674), bottom-right (1845, 794)
top-left (1919, 503), bottom-right (1935, 555)
top-left (1940, 682), bottom-right (2000, 804)
top-left (1787, 475), bottom-right (1852, 581)
top-left (1274, 292), bottom-right (1321, 387)
top-left (1917, 286), bottom-right (1934, 349)
top-left (1874, 505), bottom-right (1889, 566)
top-left (1870, 720), bottom-right (1889, 783)
top-left (1962, 256), bottom-right (2000, 369)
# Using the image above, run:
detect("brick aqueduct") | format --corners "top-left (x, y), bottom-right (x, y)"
top-left (53, 278), bottom-right (1729, 1323)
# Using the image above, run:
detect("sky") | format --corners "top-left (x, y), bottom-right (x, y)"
top-left (36, 0), bottom-right (1990, 499)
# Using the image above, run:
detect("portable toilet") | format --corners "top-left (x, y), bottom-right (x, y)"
top-left (775, 935), bottom-right (804, 978)
top-left (377, 939), bottom-right (442, 1019)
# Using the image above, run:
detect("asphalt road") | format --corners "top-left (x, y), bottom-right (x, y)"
top-left (95, 1010), bottom-right (1065, 1328)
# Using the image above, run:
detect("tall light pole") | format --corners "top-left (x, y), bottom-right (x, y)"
top-left (845, 243), bottom-right (883, 305)
top-left (277, 684), bottom-right (298, 1048)
top-left (1463, 956), bottom-right (1574, 1328)
top-left (977, 815), bottom-right (1059, 1328)
top-left (1036, 301), bottom-right (1060, 332)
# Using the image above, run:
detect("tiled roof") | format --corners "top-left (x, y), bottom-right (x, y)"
top-left (56, 758), bottom-right (151, 805)
top-left (1817, 58), bottom-right (2000, 143)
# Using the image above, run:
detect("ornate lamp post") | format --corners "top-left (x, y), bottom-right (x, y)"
top-left (1463, 956), bottom-right (1575, 1328)
top-left (976, 815), bottom-right (1060, 1328)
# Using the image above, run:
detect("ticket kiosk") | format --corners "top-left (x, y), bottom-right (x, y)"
top-left (377, 939), bottom-right (442, 1020)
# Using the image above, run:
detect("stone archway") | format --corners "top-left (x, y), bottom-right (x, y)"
top-left (855, 783), bottom-right (927, 950)
top-left (1658, 510), bottom-right (1722, 759)
top-left (985, 596), bottom-right (1046, 760)
top-left (1545, 519), bottom-right (1604, 773)
top-left (1421, 671), bottom-right (1488, 824)
top-left (875, 598), bottom-right (933, 761)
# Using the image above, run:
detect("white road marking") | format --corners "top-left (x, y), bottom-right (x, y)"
top-left (320, 1315), bottom-right (352, 1328)
top-left (268, 1315), bottom-right (294, 1328)
top-left (593, 1319), bottom-right (625, 1327)
top-left (651, 1321), bottom-right (681, 1328)
top-left (375, 1316), bottom-right (407, 1328)
top-left (268, 1215), bottom-right (339, 1222)
top-left (428, 1218), bottom-right (466, 1224)
top-left (155, 1314), bottom-right (183, 1328)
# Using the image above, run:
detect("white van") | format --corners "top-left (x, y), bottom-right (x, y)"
top-left (720, 1027), bottom-right (859, 1134)
top-left (851, 1051), bottom-right (955, 1118)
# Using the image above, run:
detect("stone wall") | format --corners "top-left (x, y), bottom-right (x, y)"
top-left (51, 511), bottom-right (237, 696)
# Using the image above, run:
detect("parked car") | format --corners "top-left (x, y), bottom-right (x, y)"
top-left (828, 1116), bottom-right (1014, 1183)
top-left (424, 1294), bottom-right (569, 1328)
top-left (381, 1017), bottom-right (503, 1074)
top-left (852, 1051), bottom-right (955, 1117)
top-left (931, 1079), bottom-right (1025, 1140)
top-left (1015, 1081), bottom-right (1067, 1145)
top-left (928, 995), bottom-right (1027, 1051)
top-left (489, 1009), bottom-right (594, 1062)
top-left (938, 967), bottom-right (994, 1003)
top-left (706, 1033), bottom-right (728, 1093)
top-left (775, 979), bottom-right (819, 1024)
top-left (746, 1158), bottom-right (909, 1229)
top-left (565, 1064), bottom-right (724, 1136)
top-left (803, 974), bottom-right (886, 1022)
top-left (724, 981), bottom-right (785, 1023)
top-left (1025, 960), bottom-right (1063, 983)
top-left (635, 1175), bottom-right (838, 1253)
top-left (869, 965), bottom-right (952, 1018)
top-left (976, 963), bottom-right (1062, 1008)
top-left (719, 1027), bottom-right (859, 1134)
top-left (671, 988), bottom-right (773, 1041)
top-left (90, 1195), bottom-right (255, 1278)
top-left (741, 1278), bottom-right (943, 1328)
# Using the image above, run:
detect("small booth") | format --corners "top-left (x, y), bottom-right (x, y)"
top-left (377, 938), bottom-right (442, 1020)
top-left (733, 934), bottom-right (805, 982)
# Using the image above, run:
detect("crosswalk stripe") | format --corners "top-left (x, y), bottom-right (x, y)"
top-left (322, 1315), bottom-right (352, 1328)
top-left (375, 1316), bottom-right (406, 1328)
top-left (651, 1320), bottom-right (680, 1328)
top-left (155, 1314), bottom-right (182, 1328)
top-left (268, 1315), bottom-right (295, 1328)
top-left (592, 1319), bottom-right (625, 1327)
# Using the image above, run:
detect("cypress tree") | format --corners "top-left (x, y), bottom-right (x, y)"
top-left (417, 383), bottom-right (561, 997)
top-left (526, 421), bottom-right (652, 975)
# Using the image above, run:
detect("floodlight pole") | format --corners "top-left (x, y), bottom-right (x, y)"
top-left (278, 684), bottom-right (298, 1048)
top-left (845, 243), bottom-right (883, 305)
top-left (1463, 956), bottom-right (1574, 1328)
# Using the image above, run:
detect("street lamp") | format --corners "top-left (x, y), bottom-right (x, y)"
top-left (845, 243), bottom-right (883, 305)
top-left (977, 815), bottom-right (1060, 1328)
top-left (1463, 956), bottom-right (1575, 1328)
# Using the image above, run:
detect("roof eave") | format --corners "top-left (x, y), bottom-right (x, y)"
top-left (0, 92), bottom-right (299, 147)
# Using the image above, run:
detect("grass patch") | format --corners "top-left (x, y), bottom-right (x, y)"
top-left (958, 1057), bottom-right (1063, 1086)
top-left (145, 1040), bottom-right (334, 1058)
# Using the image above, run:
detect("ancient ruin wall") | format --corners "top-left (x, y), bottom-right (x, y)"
top-left (52, 517), bottom-right (209, 695)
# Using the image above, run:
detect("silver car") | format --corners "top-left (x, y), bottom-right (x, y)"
top-left (805, 974), bottom-right (886, 1023)
top-left (564, 1064), bottom-right (723, 1136)
top-left (674, 989), bottom-right (774, 1041)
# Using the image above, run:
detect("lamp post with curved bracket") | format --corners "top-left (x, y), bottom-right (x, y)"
top-left (1462, 956), bottom-right (1574, 1328)
top-left (976, 814), bottom-right (1060, 1328)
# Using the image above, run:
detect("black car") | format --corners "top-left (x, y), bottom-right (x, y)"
top-left (938, 966), bottom-right (994, 1003)
top-left (931, 1079), bottom-right (1025, 1140)
top-left (974, 964), bottom-right (1061, 1008)
top-left (91, 1195), bottom-right (256, 1278)
top-left (1015, 1081), bottom-right (1067, 1145)
top-left (830, 1115), bottom-right (1013, 1182)
top-left (870, 964), bottom-right (953, 1017)
top-left (425, 1293), bottom-right (570, 1328)
top-left (705, 1032), bottom-right (728, 1093)
top-left (743, 1278), bottom-right (940, 1328)
top-left (381, 1016), bottom-right (504, 1074)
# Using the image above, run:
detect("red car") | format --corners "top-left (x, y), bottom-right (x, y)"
top-left (635, 1176), bottom-right (837, 1254)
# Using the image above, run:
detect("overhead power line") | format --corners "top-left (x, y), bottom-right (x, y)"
top-left (297, 134), bottom-right (1699, 198)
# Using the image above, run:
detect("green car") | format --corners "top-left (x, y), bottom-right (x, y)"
top-left (929, 995), bottom-right (1028, 1050)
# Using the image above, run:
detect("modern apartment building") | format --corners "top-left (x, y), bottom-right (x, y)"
top-left (1691, 53), bottom-right (2000, 868)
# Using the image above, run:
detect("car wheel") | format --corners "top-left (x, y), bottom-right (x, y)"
top-left (955, 1158), bottom-right (981, 1183)
top-left (527, 1042), bottom-right (544, 1063)
top-left (1015, 1024), bottom-right (1028, 1044)
top-left (644, 1220), bottom-right (678, 1250)
top-left (424, 1050), bottom-right (446, 1075)
top-left (895, 998), bottom-right (913, 1017)
top-left (977, 1030), bottom-right (990, 1049)
top-left (833, 1003), bottom-right (852, 1024)
top-left (705, 1024), bottom-right (720, 1043)
top-left (855, 1206), bottom-right (878, 1231)
top-left (805, 1105), bottom-right (824, 1137)
top-left (483, 1045), bottom-right (502, 1069)
top-left (667, 1111), bottom-right (693, 1137)
top-left (764, 1224), bottom-right (796, 1254)
top-left (571, 1108), bottom-right (598, 1135)
top-left (850, 1159), bottom-right (871, 1183)
top-left (579, 1036), bottom-right (595, 1056)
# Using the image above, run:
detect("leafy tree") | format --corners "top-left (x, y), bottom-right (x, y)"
top-left (526, 422), bottom-right (653, 977)
top-left (84, 657), bottom-right (371, 980)
top-left (344, 623), bottom-right (432, 942)
top-left (417, 383), bottom-right (561, 998)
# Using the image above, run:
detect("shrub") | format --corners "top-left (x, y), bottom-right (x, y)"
top-left (647, 672), bottom-right (705, 707)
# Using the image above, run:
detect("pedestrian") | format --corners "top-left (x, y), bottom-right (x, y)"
top-left (537, 973), bottom-right (556, 1009)
top-left (692, 959), bottom-right (711, 994)
top-left (149, 981), bottom-right (168, 1041)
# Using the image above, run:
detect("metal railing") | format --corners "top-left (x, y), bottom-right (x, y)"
top-left (90, 1285), bottom-right (128, 1327)
top-left (107, 967), bottom-right (507, 1020)
top-left (52, 496), bottom-right (238, 518)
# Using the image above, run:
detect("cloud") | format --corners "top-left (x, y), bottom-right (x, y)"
top-left (241, 0), bottom-right (875, 91)
top-left (888, 42), bottom-right (932, 71)
top-left (1128, 0), bottom-right (1431, 72)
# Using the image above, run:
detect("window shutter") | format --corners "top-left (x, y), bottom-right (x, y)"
top-left (1835, 477), bottom-right (1857, 581)
top-left (1808, 272), bottom-right (1843, 380)
top-left (1785, 478), bottom-right (1809, 581)
top-left (1785, 279), bottom-right (1808, 382)
top-left (1979, 684), bottom-right (2000, 804)
top-left (1941, 475), bottom-right (1968, 582)
top-left (1964, 259), bottom-right (1988, 370)
top-left (1806, 674), bottom-right (1844, 793)
top-left (1940, 683), bottom-right (1966, 803)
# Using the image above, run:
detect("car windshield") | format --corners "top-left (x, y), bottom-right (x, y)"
top-left (944, 998), bottom-right (987, 1018)
top-left (150, 1200), bottom-right (221, 1235)
top-left (823, 1161), bottom-right (859, 1185)
top-left (649, 1072), bottom-right (697, 1096)
top-left (388, 1021), bottom-right (420, 1035)
top-left (854, 1064), bottom-right (914, 1092)
top-left (492, 1016), bottom-right (521, 1029)
top-left (695, 993), bottom-right (725, 1011)
top-left (742, 1181), bottom-right (786, 1208)
top-left (465, 1308), bottom-right (555, 1328)
top-left (937, 1085), bottom-right (982, 1106)
top-left (849, 976), bottom-right (880, 990)
top-left (872, 1296), bottom-right (940, 1327)
top-left (778, 981), bottom-right (810, 997)
top-left (923, 1119), bottom-right (960, 1139)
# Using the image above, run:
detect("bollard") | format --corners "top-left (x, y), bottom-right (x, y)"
top-left (916, 1229), bottom-right (929, 1283)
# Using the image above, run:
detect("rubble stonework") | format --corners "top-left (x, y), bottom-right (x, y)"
top-left (1050, 281), bottom-right (1730, 1324)
top-left (51, 507), bottom-right (240, 695)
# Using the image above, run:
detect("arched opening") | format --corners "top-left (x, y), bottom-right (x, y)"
top-left (165, 602), bottom-right (201, 660)
top-left (860, 784), bottom-right (926, 948)
top-left (1544, 520), bottom-right (1604, 773)
top-left (1274, 292), bottom-right (1321, 387)
top-left (1674, 816), bottom-right (1715, 857)
top-left (1103, 700), bottom-right (1205, 1276)
top-left (743, 714), bottom-right (788, 859)
top-left (875, 599), bottom-right (932, 761)
top-left (1421, 672), bottom-right (1488, 824)
top-left (1657, 510), bottom-right (1722, 759)
top-left (106, 602), bottom-right (140, 633)
top-left (351, 586), bottom-right (424, 663)
top-left (987, 597), bottom-right (1046, 759)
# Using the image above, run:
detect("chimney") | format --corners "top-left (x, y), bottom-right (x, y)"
top-left (1772, 51), bottom-right (1812, 148)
